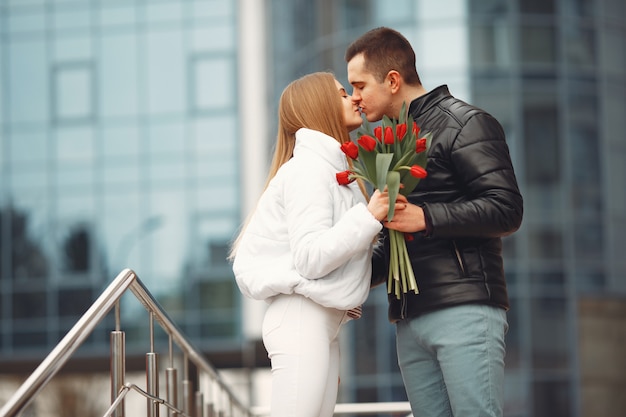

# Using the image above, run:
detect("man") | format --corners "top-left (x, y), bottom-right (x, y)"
top-left (346, 27), bottom-right (523, 417)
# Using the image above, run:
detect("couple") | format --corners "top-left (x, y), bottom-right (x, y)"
top-left (230, 27), bottom-right (523, 417)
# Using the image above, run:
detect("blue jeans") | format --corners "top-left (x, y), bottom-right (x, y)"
top-left (396, 304), bottom-right (508, 417)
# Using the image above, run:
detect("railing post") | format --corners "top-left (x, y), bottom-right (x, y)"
top-left (195, 391), bottom-right (204, 417)
top-left (147, 312), bottom-right (160, 417)
top-left (182, 355), bottom-right (194, 416)
top-left (110, 301), bottom-right (126, 417)
top-left (166, 335), bottom-right (179, 417)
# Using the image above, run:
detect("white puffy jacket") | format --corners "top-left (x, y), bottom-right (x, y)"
top-left (233, 128), bottom-right (382, 310)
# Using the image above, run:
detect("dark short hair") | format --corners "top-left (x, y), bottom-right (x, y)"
top-left (345, 27), bottom-right (421, 85)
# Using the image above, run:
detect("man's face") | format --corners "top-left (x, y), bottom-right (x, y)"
top-left (347, 53), bottom-right (393, 123)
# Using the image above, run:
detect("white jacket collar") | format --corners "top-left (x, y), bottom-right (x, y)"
top-left (294, 128), bottom-right (348, 170)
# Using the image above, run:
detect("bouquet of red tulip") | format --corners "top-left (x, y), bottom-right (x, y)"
top-left (336, 103), bottom-right (431, 299)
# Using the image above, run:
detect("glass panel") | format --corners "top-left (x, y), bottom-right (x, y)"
top-left (533, 379), bottom-right (571, 417)
top-left (8, 39), bottom-right (49, 124)
top-left (147, 121), bottom-right (185, 156)
top-left (9, 129), bottom-right (48, 163)
top-left (6, 0), bottom-right (45, 6)
top-left (343, 0), bottom-right (370, 30)
top-left (191, 55), bottom-right (235, 112)
top-left (101, 193), bottom-right (141, 271)
top-left (562, 0), bottom-right (595, 17)
top-left (520, 0), bottom-right (555, 14)
top-left (100, 33), bottom-right (139, 118)
top-left (530, 269), bottom-right (565, 289)
top-left (145, 1), bottom-right (183, 23)
top-left (53, 36), bottom-right (92, 63)
top-left (58, 224), bottom-right (93, 273)
top-left (13, 290), bottom-right (47, 319)
top-left (191, 0), bottom-right (233, 20)
top-left (191, 115), bottom-right (237, 154)
top-left (574, 266), bottom-right (606, 291)
top-left (102, 124), bottom-right (141, 159)
top-left (569, 85), bottom-right (599, 185)
top-left (600, 29), bottom-right (626, 76)
top-left (523, 95), bottom-right (560, 184)
top-left (191, 25), bottom-right (235, 52)
top-left (521, 24), bottom-right (557, 66)
top-left (573, 220), bottom-right (603, 260)
top-left (469, 0), bottom-right (509, 14)
top-left (56, 126), bottom-right (95, 162)
top-left (3, 203), bottom-right (50, 280)
top-left (99, 4), bottom-right (137, 27)
top-left (147, 30), bottom-right (185, 114)
top-left (354, 303), bottom-right (379, 375)
top-left (530, 297), bottom-right (569, 370)
top-left (58, 287), bottom-right (93, 318)
top-left (53, 63), bottom-right (94, 123)
top-left (603, 0), bottom-right (625, 19)
top-left (528, 226), bottom-right (563, 259)
top-left (470, 23), bottom-right (512, 69)
top-left (7, 10), bottom-right (46, 34)
top-left (53, 8), bottom-right (90, 31)
top-left (563, 26), bottom-right (596, 70)
top-left (504, 370), bottom-right (528, 415)
top-left (607, 152), bottom-right (626, 214)
top-left (502, 235), bottom-right (517, 259)
top-left (13, 330), bottom-right (47, 349)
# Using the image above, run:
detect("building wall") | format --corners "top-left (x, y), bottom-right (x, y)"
top-left (578, 296), bottom-right (626, 417)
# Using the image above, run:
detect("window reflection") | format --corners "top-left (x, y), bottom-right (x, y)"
top-left (521, 24), bottom-right (557, 67)
top-left (530, 297), bottom-right (569, 370)
top-left (523, 93), bottom-right (560, 185)
top-left (52, 62), bottom-right (95, 124)
top-left (520, 0), bottom-right (555, 15)
top-left (533, 379), bottom-right (571, 417)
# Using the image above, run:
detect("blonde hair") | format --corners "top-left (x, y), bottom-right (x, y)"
top-left (228, 72), bottom-right (365, 260)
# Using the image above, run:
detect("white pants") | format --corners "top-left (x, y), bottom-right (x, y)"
top-left (262, 293), bottom-right (349, 417)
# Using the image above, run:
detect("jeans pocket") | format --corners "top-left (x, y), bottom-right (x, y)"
top-left (262, 295), bottom-right (292, 339)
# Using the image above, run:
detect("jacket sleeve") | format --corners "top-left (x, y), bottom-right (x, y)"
top-left (424, 112), bottom-right (523, 238)
top-left (284, 161), bottom-right (382, 280)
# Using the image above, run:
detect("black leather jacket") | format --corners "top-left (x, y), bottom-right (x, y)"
top-left (372, 85), bottom-right (523, 323)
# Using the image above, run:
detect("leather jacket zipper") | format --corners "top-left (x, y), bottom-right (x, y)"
top-left (453, 241), bottom-right (466, 276)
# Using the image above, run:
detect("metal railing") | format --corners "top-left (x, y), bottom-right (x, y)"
top-left (0, 268), bottom-right (412, 417)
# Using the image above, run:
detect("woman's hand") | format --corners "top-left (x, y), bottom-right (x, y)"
top-left (367, 189), bottom-right (407, 222)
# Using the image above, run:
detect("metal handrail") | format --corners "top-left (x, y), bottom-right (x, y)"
top-left (0, 268), bottom-right (248, 417)
top-left (0, 268), bottom-right (413, 417)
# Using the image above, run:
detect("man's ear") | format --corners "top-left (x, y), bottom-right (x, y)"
top-left (386, 70), bottom-right (401, 93)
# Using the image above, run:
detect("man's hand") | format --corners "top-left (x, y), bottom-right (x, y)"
top-left (383, 194), bottom-right (426, 233)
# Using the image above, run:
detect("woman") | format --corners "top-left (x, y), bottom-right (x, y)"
top-left (230, 72), bottom-right (394, 417)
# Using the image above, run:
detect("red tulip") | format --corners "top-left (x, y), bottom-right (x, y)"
top-left (373, 126), bottom-right (382, 140)
top-left (412, 124), bottom-right (421, 136)
top-left (340, 141), bottom-right (359, 159)
top-left (415, 138), bottom-right (427, 153)
top-left (384, 126), bottom-right (394, 144)
top-left (409, 165), bottom-right (427, 179)
top-left (357, 135), bottom-right (377, 152)
top-left (336, 170), bottom-right (354, 185)
top-left (404, 233), bottom-right (414, 242)
top-left (396, 123), bottom-right (407, 140)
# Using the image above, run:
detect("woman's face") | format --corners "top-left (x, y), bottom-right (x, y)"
top-left (335, 79), bottom-right (363, 132)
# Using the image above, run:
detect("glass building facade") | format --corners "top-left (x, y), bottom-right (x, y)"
top-left (0, 0), bottom-right (242, 359)
top-left (1, 0), bottom-right (625, 416)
